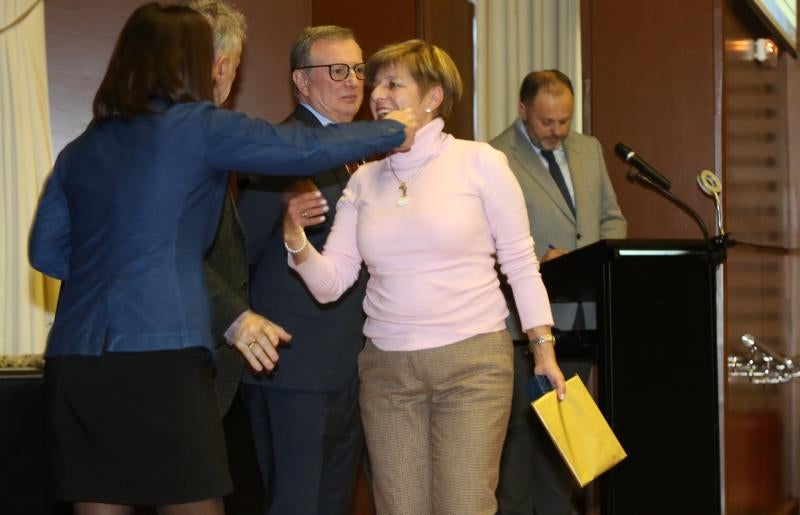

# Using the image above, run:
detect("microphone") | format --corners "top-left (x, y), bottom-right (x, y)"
top-left (614, 143), bottom-right (672, 190)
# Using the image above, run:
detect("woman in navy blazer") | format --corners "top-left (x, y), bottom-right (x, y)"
top-left (28, 4), bottom-right (414, 514)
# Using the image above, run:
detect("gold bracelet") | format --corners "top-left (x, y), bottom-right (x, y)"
top-left (284, 230), bottom-right (307, 254)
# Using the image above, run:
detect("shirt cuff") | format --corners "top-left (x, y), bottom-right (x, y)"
top-left (223, 309), bottom-right (253, 345)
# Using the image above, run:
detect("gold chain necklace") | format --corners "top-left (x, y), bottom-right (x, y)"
top-left (388, 154), bottom-right (435, 207)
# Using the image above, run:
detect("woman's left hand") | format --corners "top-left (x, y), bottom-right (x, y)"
top-left (532, 353), bottom-right (566, 401)
top-left (527, 326), bottom-right (567, 400)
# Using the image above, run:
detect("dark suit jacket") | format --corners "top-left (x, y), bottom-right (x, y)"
top-left (237, 105), bottom-right (368, 393)
top-left (205, 190), bottom-right (248, 415)
top-left (29, 101), bottom-right (405, 358)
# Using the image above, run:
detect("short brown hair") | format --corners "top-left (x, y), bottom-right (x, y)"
top-left (519, 70), bottom-right (574, 105)
top-left (365, 39), bottom-right (462, 120)
top-left (92, 2), bottom-right (215, 122)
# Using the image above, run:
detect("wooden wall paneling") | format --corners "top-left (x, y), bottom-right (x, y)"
top-left (584, 0), bottom-right (717, 240)
top-left (45, 0), bottom-right (146, 157)
top-left (722, 0), bottom-right (800, 509)
top-left (311, 0), bottom-right (417, 58)
top-left (231, 0), bottom-right (312, 122)
top-left (45, 0), bottom-right (309, 156)
top-left (311, 0), bottom-right (418, 122)
top-left (417, 0), bottom-right (475, 140)
top-left (785, 38), bottom-right (800, 508)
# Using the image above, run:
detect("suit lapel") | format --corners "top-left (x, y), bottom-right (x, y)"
top-left (226, 188), bottom-right (245, 238)
top-left (509, 127), bottom-right (576, 223)
top-left (292, 105), bottom-right (351, 190)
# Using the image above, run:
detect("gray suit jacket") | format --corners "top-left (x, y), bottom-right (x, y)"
top-left (490, 122), bottom-right (626, 333)
top-left (205, 190), bottom-right (248, 415)
top-left (490, 123), bottom-right (626, 260)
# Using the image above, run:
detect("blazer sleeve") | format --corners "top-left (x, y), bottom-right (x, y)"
top-left (236, 176), bottom-right (286, 266)
top-left (204, 263), bottom-right (248, 342)
top-left (29, 167), bottom-right (71, 280)
top-left (595, 141), bottom-right (628, 239)
top-left (204, 194), bottom-right (249, 341)
top-left (202, 107), bottom-right (405, 177)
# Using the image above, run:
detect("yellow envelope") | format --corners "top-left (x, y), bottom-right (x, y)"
top-left (531, 375), bottom-right (627, 487)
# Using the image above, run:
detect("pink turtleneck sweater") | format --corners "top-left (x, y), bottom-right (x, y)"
top-left (291, 118), bottom-right (553, 351)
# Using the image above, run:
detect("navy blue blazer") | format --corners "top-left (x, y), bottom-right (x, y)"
top-left (237, 105), bottom-right (368, 392)
top-left (29, 101), bottom-right (404, 357)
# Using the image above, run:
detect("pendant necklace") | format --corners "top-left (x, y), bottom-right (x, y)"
top-left (388, 154), bottom-right (435, 207)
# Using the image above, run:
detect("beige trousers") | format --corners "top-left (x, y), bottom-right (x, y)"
top-left (358, 330), bottom-right (514, 515)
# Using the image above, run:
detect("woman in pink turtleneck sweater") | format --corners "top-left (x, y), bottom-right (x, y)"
top-left (282, 40), bottom-right (565, 515)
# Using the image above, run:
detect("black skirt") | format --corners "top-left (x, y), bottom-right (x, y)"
top-left (44, 347), bottom-right (232, 505)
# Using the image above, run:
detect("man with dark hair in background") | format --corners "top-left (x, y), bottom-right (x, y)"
top-left (491, 69), bottom-right (627, 515)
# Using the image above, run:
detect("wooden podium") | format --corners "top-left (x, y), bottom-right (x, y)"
top-left (540, 239), bottom-right (722, 515)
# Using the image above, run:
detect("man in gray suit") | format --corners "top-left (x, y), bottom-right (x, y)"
top-left (491, 70), bottom-right (626, 515)
top-left (193, 0), bottom-right (290, 416)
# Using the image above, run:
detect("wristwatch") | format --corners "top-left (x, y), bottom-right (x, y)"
top-left (528, 333), bottom-right (555, 352)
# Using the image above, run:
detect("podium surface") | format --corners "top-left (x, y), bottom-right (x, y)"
top-left (541, 239), bottom-right (721, 515)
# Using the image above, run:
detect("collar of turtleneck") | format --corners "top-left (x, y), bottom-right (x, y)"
top-left (386, 117), bottom-right (450, 170)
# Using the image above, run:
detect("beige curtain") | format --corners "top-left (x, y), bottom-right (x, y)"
top-left (475, 0), bottom-right (582, 142)
top-left (0, 0), bottom-right (58, 356)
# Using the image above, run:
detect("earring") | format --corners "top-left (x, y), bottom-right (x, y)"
top-left (425, 107), bottom-right (432, 113)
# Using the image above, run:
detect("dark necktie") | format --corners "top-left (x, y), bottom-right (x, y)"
top-left (541, 150), bottom-right (575, 215)
top-left (334, 161), bottom-right (359, 187)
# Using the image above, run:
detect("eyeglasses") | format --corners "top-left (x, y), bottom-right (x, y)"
top-left (296, 63), bottom-right (366, 81)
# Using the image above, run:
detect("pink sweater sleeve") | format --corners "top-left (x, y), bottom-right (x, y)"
top-left (289, 186), bottom-right (363, 304)
top-left (476, 148), bottom-right (553, 331)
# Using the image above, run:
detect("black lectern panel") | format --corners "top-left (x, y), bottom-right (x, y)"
top-left (541, 240), bottom-right (721, 515)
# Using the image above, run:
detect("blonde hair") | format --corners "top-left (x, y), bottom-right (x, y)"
top-left (365, 39), bottom-right (462, 120)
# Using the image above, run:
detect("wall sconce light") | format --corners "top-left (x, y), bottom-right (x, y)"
top-left (725, 37), bottom-right (779, 67)
top-left (754, 38), bottom-right (779, 65)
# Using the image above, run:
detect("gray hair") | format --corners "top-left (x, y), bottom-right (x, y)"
top-left (181, 0), bottom-right (246, 54)
top-left (289, 25), bottom-right (356, 99)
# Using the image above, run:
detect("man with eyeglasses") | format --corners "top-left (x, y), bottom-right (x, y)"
top-left (236, 25), bottom-right (370, 515)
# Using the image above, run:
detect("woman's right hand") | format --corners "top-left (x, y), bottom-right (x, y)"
top-left (384, 108), bottom-right (418, 152)
top-left (284, 190), bottom-right (329, 230)
top-left (282, 185), bottom-right (327, 264)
